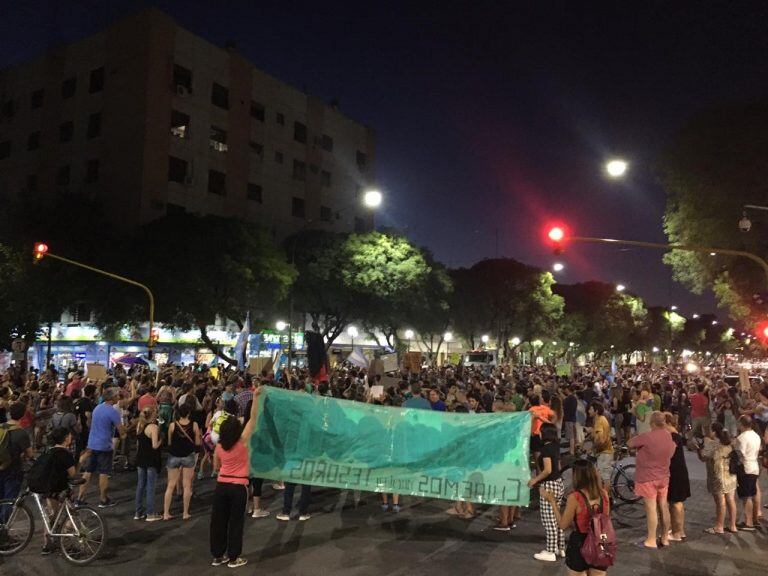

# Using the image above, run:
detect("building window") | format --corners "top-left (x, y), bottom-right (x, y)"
top-left (89, 67), bottom-right (105, 93)
top-left (168, 156), bottom-right (188, 184)
top-left (0, 141), bottom-right (10, 160)
top-left (173, 64), bottom-right (193, 94)
top-left (209, 126), bottom-right (228, 152)
top-left (320, 205), bottom-right (332, 222)
top-left (1, 100), bottom-right (16, 119)
top-left (87, 112), bottom-right (102, 139)
top-left (293, 121), bottom-right (307, 143)
top-left (31, 89), bottom-right (44, 109)
top-left (247, 183), bottom-right (262, 202)
top-left (59, 121), bottom-right (74, 142)
top-left (62, 77), bottom-right (76, 99)
top-left (249, 141), bottom-right (263, 156)
top-left (170, 110), bottom-right (190, 139)
top-left (320, 170), bottom-right (331, 187)
top-left (292, 197), bottom-right (305, 218)
top-left (292, 159), bottom-right (306, 181)
top-left (320, 134), bottom-right (333, 152)
top-left (276, 112), bottom-right (285, 125)
top-left (274, 151), bottom-right (284, 164)
top-left (309, 163), bottom-right (319, 175)
top-left (26, 174), bottom-right (37, 193)
top-left (250, 101), bottom-right (265, 121)
top-left (27, 132), bottom-right (40, 151)
top-left (208, 169), bottom-right (226, 195)
top-left (354, 217), bottom-right (367, 233)
top-left (356, 150), bottom-right (367, 169)
top-left (85, 159), bottom-right (99, 183)
top-left (56, 165), bottom-right (71, 186)
top-left (211, 83), bottom-right (229, 110)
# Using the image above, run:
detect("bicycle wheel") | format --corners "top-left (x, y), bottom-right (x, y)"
top-left (59, 505), bottom-right (107, 565)
top-left (0, 499), bottom-right (34, 556)
top-left (613, 463), bottom-right (640, 503)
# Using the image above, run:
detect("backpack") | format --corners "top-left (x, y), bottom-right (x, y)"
top-left (27, 449), bottom-right (57, 494)
top-left (0, 423), bottom-right (18, 471)
top-left (728, 448), bottom-right (744, 476)
top-left (579, 490), bottom-right (617, 569)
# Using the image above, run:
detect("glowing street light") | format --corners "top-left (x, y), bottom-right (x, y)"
top-left (363, 189), bottom-right (382, 208)
top-left (275, 320), bottom-right (287, 331)
top-left (616, 283), bottom-right (626, 292)
top-left (552, 262), bottom-right (564, 272)
top-left (443, 332), bottom-right (453, 342)
top-left (511, 337), bottom-right (521, 346)
top-left (652, 346), bottom-right (660, 353)
top-left (347, 326), bottom-right (359, 338)
top-left (712, 320), bottom-right (718, 326)
top-left (481, 334), bottom-right (489, 344)
top-left (404, 329), bottom-right (414, 340)
top-left (605, 159), bottom-right (628, 178)
top-left (692, 313), bottom-right (700, 319)
top-left (670, 305), bottom-right (678, 311)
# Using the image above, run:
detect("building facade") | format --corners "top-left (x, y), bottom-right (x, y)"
top-left (0, 8), bottom-right (376, 237)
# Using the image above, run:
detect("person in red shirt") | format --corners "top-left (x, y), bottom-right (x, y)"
top-left (689, 383), bottom-right (710, 440)
top-left (529, 394), bottom-right (554, 459)
top-left (629, 411), bottom-right (676, 548)
top-left (65, 372), bottom-right (85, 397)
top-left (137, 386), bottom-right (158, 412)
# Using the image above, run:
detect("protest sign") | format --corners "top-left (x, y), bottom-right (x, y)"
top-left (250, 387), bottom-right (531, 505)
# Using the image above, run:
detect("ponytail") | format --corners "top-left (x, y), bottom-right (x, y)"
top-left (711, 421), bottom-right (731, 446)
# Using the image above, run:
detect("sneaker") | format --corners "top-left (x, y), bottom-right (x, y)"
top-left (559, 549), bottom-right (566, 558)
top-left (211, 557), bottom-right (227, 566)
top-left (381, 504), bottom-right (390, 512)
top-left (227, 557), bottom-right (248, 568)
top-left (251, 509), bottom-right (270, 519)
top-left (73, 499), bottom-right (87, 508)
top-left (272, 483), bottom-right (285, 490)
top-left (197, 471), bottom-right (204, 481)
top-left (145, 514), bottom-right (163, 522)
top-left (41, 544), bottom-right (55, 555)
top-left (99, 499), bottom-right (118, 508)
top-left (133, 513), bottom-right (146, 521)
top-left (493, 525), bottom-right (511, 532)
top-left (534, 551), bottom-right (557, 562)
top-left (276, 513), bottom-right (291, 521)
top-left (298, 514), bottom-right (311, 521)
top-left (392, 505), bottom-right (401, 513)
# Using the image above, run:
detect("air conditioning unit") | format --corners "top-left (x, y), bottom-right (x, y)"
top-left (176, 84), bottom-right (190, 97)
top-left (184, 175), bottom-right (194, 187)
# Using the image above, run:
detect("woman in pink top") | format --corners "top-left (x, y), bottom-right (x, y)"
top-left (209, 386), bottom-right (261, 569)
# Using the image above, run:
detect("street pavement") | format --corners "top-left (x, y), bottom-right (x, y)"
top-left (2, 451), bottom-right (766, 576)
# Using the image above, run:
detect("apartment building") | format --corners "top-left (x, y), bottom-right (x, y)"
top-left (0, 8), bottom-right (376, 236)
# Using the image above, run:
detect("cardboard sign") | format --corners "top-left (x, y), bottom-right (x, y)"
top-left (556, 364), bottom-right (572, 377)
top-left (368, 385), bottom-right (384, 400)
top-left (248, 357), bottom-right (272, 375)
top-left (380, 353), bottom-right (399, 373)
top-left (86, 362), bottom-right (107, 381)
top-left (404, 352), bottom-right (422, 373)
top-left (739, 368), bottom-right (750, 392)
top-left (381, 375), bottom-right (400, 390)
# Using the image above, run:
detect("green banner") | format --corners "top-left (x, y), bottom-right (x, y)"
top-left (250, 387), bottom-right (531, 505)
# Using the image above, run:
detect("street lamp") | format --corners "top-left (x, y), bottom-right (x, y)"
top-left (692, 313), bottom-right (700, 319)
top-left (404, 329), bottom-right (414, 352)
top-left (481, 334), bottom-right (489, 344)
top-left (363, 189), bottom-right (382, 208)
top-left (511, 337), bottom-right (521, 346)
top-left (670, 305), bottom-right (678, 311)
top-left (275, 320), bottom-right (287, 331)
top-left (616, 283), bottom-right (626, 293)
top-left (347, 325), bottom-right (359, 348)
top-left (552, 262), bottom-right (564, 272)
top-left (712, 320), bottom-right (718, 326)
top-left (605, 159), bottom-right (628, 178)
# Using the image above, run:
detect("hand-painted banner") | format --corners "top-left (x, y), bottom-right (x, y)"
top-left (250, 387), bottom-right (531, 505)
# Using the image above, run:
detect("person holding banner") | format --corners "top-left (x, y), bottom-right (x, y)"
top-left (529, 423), bottom-right (565, 562)
top-left (210, 385), bottom-right (262, 568)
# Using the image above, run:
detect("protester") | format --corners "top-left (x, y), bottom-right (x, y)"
top-left (587, 402), bottom-right (613, 486)
top-left (735, 415), bottom-right (761, 531)
top-left (0, 402), bottom-right (33, 518)
top-left (210, 386), bottom-right (262, 568)
top-left (628, 411), bottom-right (675, 548)
top-left (135, 405), bottom-right (163, 522)
top-left (163, 401), bottom-right (201, 520)
top-left (529, 423), bottom-right (565, 562)
top-left (698, 422), bottom-right (738, 534)
top-left (664, 412), bottom-right (690, 541)
top-left (540, 458), bottom-right (611, 575)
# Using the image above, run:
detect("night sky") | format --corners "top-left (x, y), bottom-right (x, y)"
top-left (3, 1), bottom-right (768, 317)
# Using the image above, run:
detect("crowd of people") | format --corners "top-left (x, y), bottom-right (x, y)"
top-left (1, 358), bottom-right (768, 574)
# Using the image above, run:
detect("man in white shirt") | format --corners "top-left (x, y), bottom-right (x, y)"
top-left (735, 415), bottom-right (762, 531)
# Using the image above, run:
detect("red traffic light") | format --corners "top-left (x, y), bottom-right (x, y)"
top-left (754, 320), bottom-right (768, 343)
top-left (33, 242), bottom-right (48, 260)
top-left (548, 227), bottom-right (565, 242)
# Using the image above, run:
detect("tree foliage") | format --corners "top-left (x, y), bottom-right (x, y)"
top-left (662, 99), bottom-right (768, 324)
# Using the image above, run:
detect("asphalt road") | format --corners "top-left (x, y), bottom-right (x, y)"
top-left (2, 452), bottom-right (766, 576)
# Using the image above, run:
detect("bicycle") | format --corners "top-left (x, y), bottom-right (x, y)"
top-left (605, 446), bottom-right (640, 504)
top-left (0, 477), bottom-right (107, 565)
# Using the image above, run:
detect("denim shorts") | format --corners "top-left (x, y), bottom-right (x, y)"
top-left (84, 450), bottom-right (113, 475)
top-left (167, 454), bottom-right (197, 469)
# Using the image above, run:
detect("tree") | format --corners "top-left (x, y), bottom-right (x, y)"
top-left (137, 213), bottom-right (295, 362)
top-left (662, 99), bottom-right (768, 324)
top-left (405, 252), bottom-right (453, 356)
top-left (449, 259), bottom-right (563, 357)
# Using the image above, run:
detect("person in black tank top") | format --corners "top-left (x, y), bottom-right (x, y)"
top-left (163, 402), bottom-right (200, 520)
top-left (134, 406), bottom-right (162, 521)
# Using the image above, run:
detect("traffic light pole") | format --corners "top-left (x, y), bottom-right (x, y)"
top-left (40, 252), bottom-right (156, 357)
top-left (570, 236), bottom-right (768, 286)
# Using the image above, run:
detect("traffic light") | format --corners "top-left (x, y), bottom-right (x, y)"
top-left (33, 242), bottom-right (48, 261)
top-left (545, 224), bottom-right (568, 255)
top-left (754, 320), bottom-right (768, 344)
